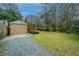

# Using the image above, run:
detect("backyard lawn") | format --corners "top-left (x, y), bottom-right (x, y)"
top-left (31, 31), bottom-right (79, 56)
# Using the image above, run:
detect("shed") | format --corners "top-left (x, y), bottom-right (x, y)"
top-left (10, 20), bottom-right (28, 35)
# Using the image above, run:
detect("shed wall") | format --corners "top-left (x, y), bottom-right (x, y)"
top-left (10, 23), bottom-right (28, 35)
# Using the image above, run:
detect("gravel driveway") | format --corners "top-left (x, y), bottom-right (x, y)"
top-left (0, 35), bottom-right (52, 56)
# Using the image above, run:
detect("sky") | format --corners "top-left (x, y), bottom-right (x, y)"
top-left (16, 4), bottom-right (42, 17)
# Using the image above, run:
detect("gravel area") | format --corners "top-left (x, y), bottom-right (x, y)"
top-left (0, 35), bottom-right (52, 56)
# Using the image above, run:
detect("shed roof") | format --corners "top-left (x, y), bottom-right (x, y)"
top-left (10, 20), bottom-right (27, 25)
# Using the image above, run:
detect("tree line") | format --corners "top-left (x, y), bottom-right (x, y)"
top-left (25, 3), bottom-right (79, 34)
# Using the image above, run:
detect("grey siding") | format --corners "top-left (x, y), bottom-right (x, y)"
top-left (0, 21), bottom-right (7, 39)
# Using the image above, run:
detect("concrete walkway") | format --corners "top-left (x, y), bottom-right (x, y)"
top-left (0, 35), bottom-right (52, 56)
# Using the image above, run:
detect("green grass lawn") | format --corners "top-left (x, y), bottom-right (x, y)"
top-left (31, 31), bottom-right (79, 56)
